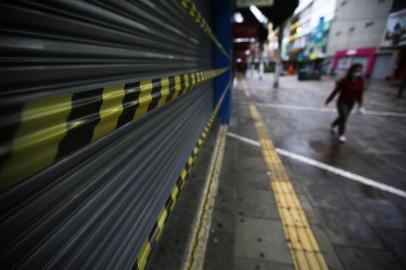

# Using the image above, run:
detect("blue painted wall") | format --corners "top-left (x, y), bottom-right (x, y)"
top-left (212, 0), bottom-right (233, 124)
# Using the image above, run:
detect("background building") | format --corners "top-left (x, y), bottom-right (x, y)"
top-left (327, 0), bottom-right (393, 55)
top-left (327, 0), bottom-right (394, 78)
top-left (282, 0), bottom-right (336, 78)
top-left (282, 0), bottom-right (406, 81)
top-left (380, 0), bottom-right (406, 81)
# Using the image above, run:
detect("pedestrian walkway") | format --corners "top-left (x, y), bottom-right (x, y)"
top-left (149, 74), bottom-right (406, 270)
top-left (204, 74), bottom-right (406, 270)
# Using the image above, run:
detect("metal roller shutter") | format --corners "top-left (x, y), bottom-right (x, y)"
top-left (0, 0), bottom-right (231, 269)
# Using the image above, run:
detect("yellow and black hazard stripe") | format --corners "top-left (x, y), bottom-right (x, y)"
top-left (0, 68), bottom-right (227, 192)
top-left (179, 0), bottom-right (231, 60)
top-left (134, 80), bottom-right (231, 270)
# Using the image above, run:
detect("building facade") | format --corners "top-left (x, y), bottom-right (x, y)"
top-left (379, 0), bottom-right (406, 81)
top-left (283, 0), bottom-right (405, 80)
top-left (327, 0), bottom-right (394, 78)
top-left (282, 0), bottom-right (336, 76)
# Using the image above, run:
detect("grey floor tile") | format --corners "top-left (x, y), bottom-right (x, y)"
top-left (234, 217), bottom-right (293, 265)
top-left (235, 156), bottom-right (268, 173)
top-left (390, 245), bottom-right (406, 269)
top-left (204, 227), bottom-right (235, 270)
top-left (296, 193), bottom-right (321, 225)
top-left (204, 184), bottom-right (236, 270)
top-left (305, 183), bottom-right (354, 210)
top-left (374, 228), bottom-right (406, 247)
top-left (335, 245), bottom-right (403, 270)
top-left (317, 208), bottom-right (385, 249)
top-left (381, 192), bottom-right (406, 217)
top-left (236, 144), bottom-right (263, 159)
top-left (234, 257), bottom-right (294, 270)
top-left (338, 179), bottom-right (383, 199)
top-left (349, 198), bottom-right (406, 229)
top-left (234, 171), bottom-right (271, 191)
top-left (310, 224), bottom-right (345, 270)
top-left (236, 188), bottom-right (279, 219)
top-left (221, 143), bottom-right (238, 174)
top-left (375, 229), bottom-right (406, 268)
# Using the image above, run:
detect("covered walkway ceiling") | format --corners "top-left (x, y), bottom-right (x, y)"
top-left (236, 0), bottom-right (299, 28)
top-left (233, 0), bottom-right (299, 61)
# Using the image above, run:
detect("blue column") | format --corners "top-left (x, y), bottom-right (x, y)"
top-left (212, 0), bottom-right (233, 124)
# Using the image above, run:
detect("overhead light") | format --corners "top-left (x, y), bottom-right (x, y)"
top-left (249, 5), bottom-right (268, 24)
top-left (234, 12), bottom-right (244, 23)
top-left (296, 26), bottom-right (303, 34)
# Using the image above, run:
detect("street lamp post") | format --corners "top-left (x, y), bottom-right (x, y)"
top-left (273, 24), bottom-right (284, 88)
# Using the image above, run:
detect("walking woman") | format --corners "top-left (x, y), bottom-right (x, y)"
top-left (325, 63), bottom-right (365, 143)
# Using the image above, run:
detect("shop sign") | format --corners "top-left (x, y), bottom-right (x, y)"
top-left (381, 9), bottom-right (406, 47)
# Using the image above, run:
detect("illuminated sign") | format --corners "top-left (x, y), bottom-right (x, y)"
top-left (237, 0), bottom-right (274, 8)
top-left (346, 49), bottom-right (357, 55)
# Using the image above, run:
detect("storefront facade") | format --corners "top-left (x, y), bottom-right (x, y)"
top-left (331, 47), bottom-right (376, 77)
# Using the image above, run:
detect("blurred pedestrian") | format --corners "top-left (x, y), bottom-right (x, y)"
top-left (325, 63), bottom-right (365, 143)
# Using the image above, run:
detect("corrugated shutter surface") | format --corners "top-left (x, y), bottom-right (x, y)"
top-left (0, 0), bottom-right (226, 269)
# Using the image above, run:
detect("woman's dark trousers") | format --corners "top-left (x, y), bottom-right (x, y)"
top-left (331, 101), bottom-right (354, 135)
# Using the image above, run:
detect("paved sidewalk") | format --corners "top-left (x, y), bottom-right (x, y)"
top-left (203, 74), bottom-right (406, 270)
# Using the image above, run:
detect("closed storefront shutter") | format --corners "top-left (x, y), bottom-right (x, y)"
top-left (0, 0), bottom-right (230, 269)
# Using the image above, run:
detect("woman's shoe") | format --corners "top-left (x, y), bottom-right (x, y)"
top-left (338, 135), bottom-right (347, 143)
top-left (330, 126), bottom-right (337, 134)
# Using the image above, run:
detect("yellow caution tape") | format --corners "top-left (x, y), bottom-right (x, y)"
top-left (0, 68), bottom-right (227, 192)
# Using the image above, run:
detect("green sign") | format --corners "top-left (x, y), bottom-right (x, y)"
top-left (237, 0), bottom-right (274, 8)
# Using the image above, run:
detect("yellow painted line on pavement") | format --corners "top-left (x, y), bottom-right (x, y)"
top-left (242, 80), bottom-right (329, 270)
